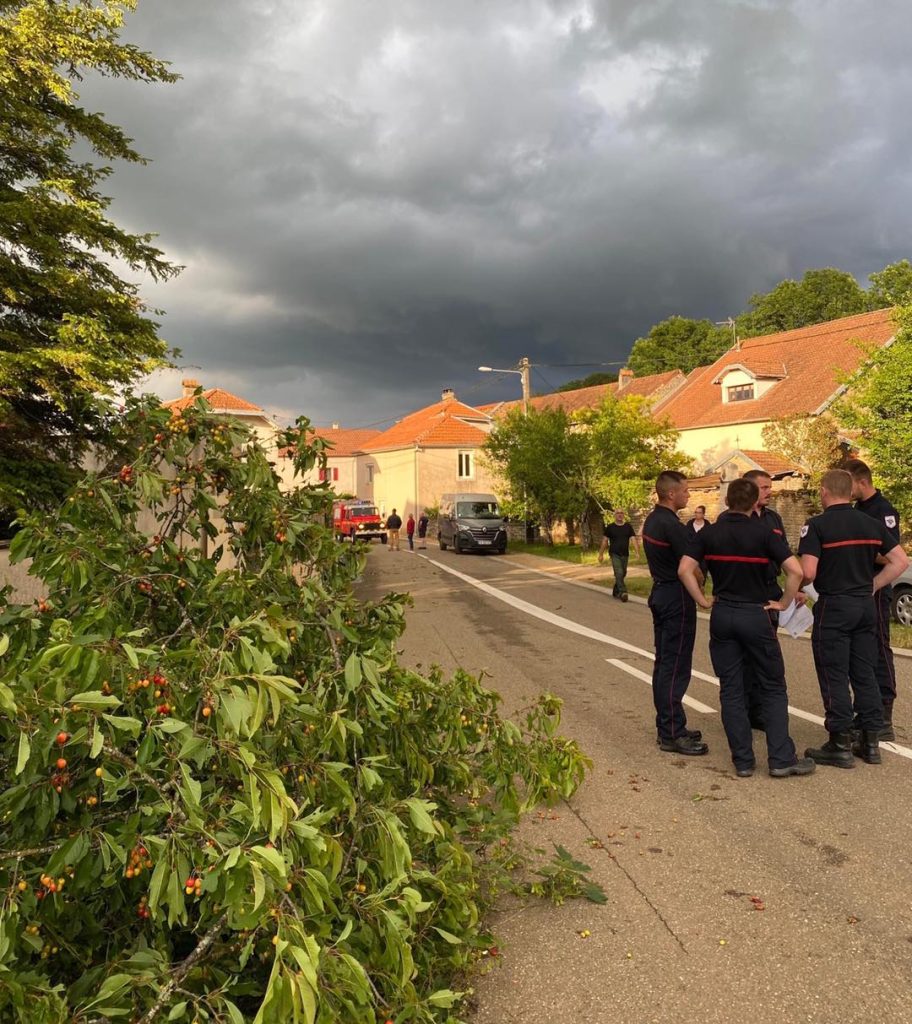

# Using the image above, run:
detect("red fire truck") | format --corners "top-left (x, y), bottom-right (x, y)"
top-left (332, 500), bottom-right (387, 544)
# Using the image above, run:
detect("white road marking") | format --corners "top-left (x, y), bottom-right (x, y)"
top-left (606, 659), bottom-right (717, 714)
top-left (421, 553), bottom-right (912, 761)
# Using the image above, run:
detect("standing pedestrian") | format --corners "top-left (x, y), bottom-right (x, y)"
top-left (798, 470), bottom-right (908, 767)
top-left (685, 504), bottom-right (710, 580)
top-left (406, 513), bottom-right (416, 551)
top-left (642, 471), bottom-right (708, 755)
top-left (386, 508), bottom-right (402, 551)
top-left (844, 458), bottom-right (901, 740)
top-left (739, 469), bottom-right (789, 731)
top-left (678, 478), bottom-right (814, 778)
top-left (417, 511), bottom-right (429, 549)
top-left (598, 509), bottom-right (640, 602)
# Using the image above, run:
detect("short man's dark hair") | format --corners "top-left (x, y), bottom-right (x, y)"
top-left (742, 469), bottom-right (772, 484)
top-left (842, 458), bottom-right (873, 485)
top-left (695, 505), bottom-right (706, 514)
top-left (821, 469), bottom-right (853, 499)
top-left (655, 471), bottom-right (687, 500)
top-left (726, 479), bottom-right (759, 513)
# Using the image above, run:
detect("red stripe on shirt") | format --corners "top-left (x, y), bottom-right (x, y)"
top-left (643, 534), bottom-right (670, 547)
top-left (821, 539), bottom-right (882, 549)
top-left (704, 555), bottom-right (770, 564)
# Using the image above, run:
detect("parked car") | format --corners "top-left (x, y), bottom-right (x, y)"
top-left (437, 492), bottom-right (507, 554)
top-left (892, 565), bottom-right (912, 627)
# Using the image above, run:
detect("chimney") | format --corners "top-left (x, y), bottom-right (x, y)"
top-left (441, 388), bottom-right (455, 402)
top-left (181, 377), bottom-right (201, 399)
top-left (617, 368), bottom-right (634, 391)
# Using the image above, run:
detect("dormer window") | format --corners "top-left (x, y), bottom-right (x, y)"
top-left (727, 383), bottom-right (755, 403)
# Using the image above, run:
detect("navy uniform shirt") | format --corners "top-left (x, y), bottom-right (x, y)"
top-left (686, 513), bottom-right (792, 603)
top-left (642, 505), bottom-right (689, 583)
top-left (753, 505), bottom-right (788, 598)
top-left (854, 489), bottom-right (900, 546)
top-left (797, 503), bottom-right (898, 597)
top-left (603, 521), bottom-right (635, 557)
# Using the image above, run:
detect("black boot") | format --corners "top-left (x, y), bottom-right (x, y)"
top-left (805, 731), bottom-right (855, 769)
top-left (880, 704), bottom-right (895, 743)
top-left (852, 730), bottom-right (882, 765)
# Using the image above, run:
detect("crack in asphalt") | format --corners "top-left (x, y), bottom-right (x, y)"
top-left (561, 798), bottom-right (689, 955)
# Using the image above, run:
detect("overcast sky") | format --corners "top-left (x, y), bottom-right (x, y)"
top-left (82, 0), bottom-right (912, 428)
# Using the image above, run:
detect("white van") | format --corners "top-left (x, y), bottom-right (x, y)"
top-left (438, 493), bottom-right (507, 554)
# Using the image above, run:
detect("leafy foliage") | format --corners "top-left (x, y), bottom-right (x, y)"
top-left (868, 259), bottom-right (912, 308)
top-left (555, 371), bottom-right (617, 393)
top-left (483, 396), bottom-right (686, 546)
top-left (481, 407), bottom-right (588, 544)
top-left (838, 306), bottom-right (912, 524)
top-left (760, 413), bottom-right (846, 488)
top-left (0, 399), bottom-right (590, 1023)
top-left (0, 0), bottom-right (179, 515)
top-left (736, 268), bottom-right (869, 337)
top-left (626, 317), bottom-right (731, 377)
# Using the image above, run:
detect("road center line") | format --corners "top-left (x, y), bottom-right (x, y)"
top-left (420, 553), bottom-right (912, 762)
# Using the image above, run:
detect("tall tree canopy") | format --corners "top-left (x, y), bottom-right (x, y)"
top-left (838, 305), bottom-right (912, 523)
top-left (626, 316), bottom-right (732, 377)
top-left (736, 267), bottom-right (869, 337)
top-left (0, 0), bottom-right (178, 515)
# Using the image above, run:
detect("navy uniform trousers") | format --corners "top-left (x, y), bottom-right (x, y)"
top-left (709, 601), bottom-right (796, 770)
top-left (874, 587), bottom-right (897, 706)
top-left (648, 582), bottom-right (696, 740)
top-left (812, 595), bottom-right (883, 733)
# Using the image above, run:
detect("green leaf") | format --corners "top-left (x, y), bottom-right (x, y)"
top-left (15, 732), bottom-right (30, 776)
top-left (404, 797), bottom-right (439, 835)
top-left (251, 844), bottom-right (287, 880)
top-left (0, 634), bottom-right (9, 657)
top-left (223, 1001), bottom-right (245, 1024)
top-left (70, 691), bottom-right (121, 709)
top-left (101, 714), bottom-right (142, 736)
top-left (121, 643), bottom-right (140, 669)
top-left (90, 726), bottom-right (104, 758)
top-left (432, 926), bottom-right (463, 945)
top-left (343, 653), bottom-right (361, 693)
top-left (428, 989), bottom-right (463, 1008)
top-left (251, 861), bottom-right (266, 911)
top-left (167, 1001), bottom-right (188, 1021)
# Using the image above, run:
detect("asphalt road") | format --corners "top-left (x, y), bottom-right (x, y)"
top-left (356, 543), bottom-right (912, 1024)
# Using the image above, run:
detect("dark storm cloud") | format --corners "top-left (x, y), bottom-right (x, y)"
top-left (79, 0), bottom-right (912, 426)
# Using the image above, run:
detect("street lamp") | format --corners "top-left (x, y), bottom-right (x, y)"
top-left (478, 359), bottom-right (532, 542)
top-left (477, 357), bottom-right (530, 414)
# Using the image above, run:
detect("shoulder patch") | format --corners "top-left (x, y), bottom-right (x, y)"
top-left (885, 515), bottom-right (897, 529)
top-left (800, 525), bottom-right (809, 538)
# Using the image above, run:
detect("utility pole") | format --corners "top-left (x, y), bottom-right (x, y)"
top-left (519, 356), bottom-right (530, 414)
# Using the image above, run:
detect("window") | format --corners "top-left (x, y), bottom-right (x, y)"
top-left (318, 467), bottom-right (339, 482)
top-left (366, 464), bottom-right (374, 484)
top-left (457, 451), bottom-right (474, 479)
top-left (727, 383), bottom-right (755, 403)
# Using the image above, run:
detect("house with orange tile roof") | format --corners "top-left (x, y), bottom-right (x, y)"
top-left (278, 424), bottom-right (381, 496)
top-left (163, 379), bottom-right (280, 451)
top-left (360, 389), bottom-right (498, 518)
top-left (652, 308), bottom-right (897, 472)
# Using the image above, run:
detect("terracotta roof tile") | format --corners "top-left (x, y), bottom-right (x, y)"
top-left (164, 388), bottom-right (264, 414)
top-left (307, 426), bottom-right (381, 458)
top-left (363, 396), bottom-right (492, 451)
top-left (737, 449), bottom-right (805, 476)
top-left (655, 308), bottom-right (896, 429)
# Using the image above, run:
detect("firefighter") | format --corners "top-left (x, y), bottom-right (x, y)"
top-left (642, 471), bottom-right (707, 755)
top-left (843, 458), bottom-right (901, 740)
top-left (798, 470), bottom-right (908, 767)
top-left (678, 478), bottom-right (813, 778)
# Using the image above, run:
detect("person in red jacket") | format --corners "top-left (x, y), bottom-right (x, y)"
top-left (406, 513), bottom-right (416, 551)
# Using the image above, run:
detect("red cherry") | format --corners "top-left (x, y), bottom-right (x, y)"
top-left (55, 732), bottom-right (68, 746)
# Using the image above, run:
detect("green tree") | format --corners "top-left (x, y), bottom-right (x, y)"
top-left (576, 395), bottom-right (689, 536)
top-left (626, 316), bottom-right (732, 376)
top-left (867, 259), bottom-right (912, 308)
top-left (556, 371), bottom-right (617, 392)
top-left (482, 407), bottom-right (588, 544)
top-left (760, 413), bottom-right (844, 488)
top-left (838, 306), bottom-right (912, 524)
top-left (736, 268), bottom-right (869, 337)
top-left (0, 0), bottom-right (179, 516)
top-left (0, 398), bottom-right (590, 1022)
